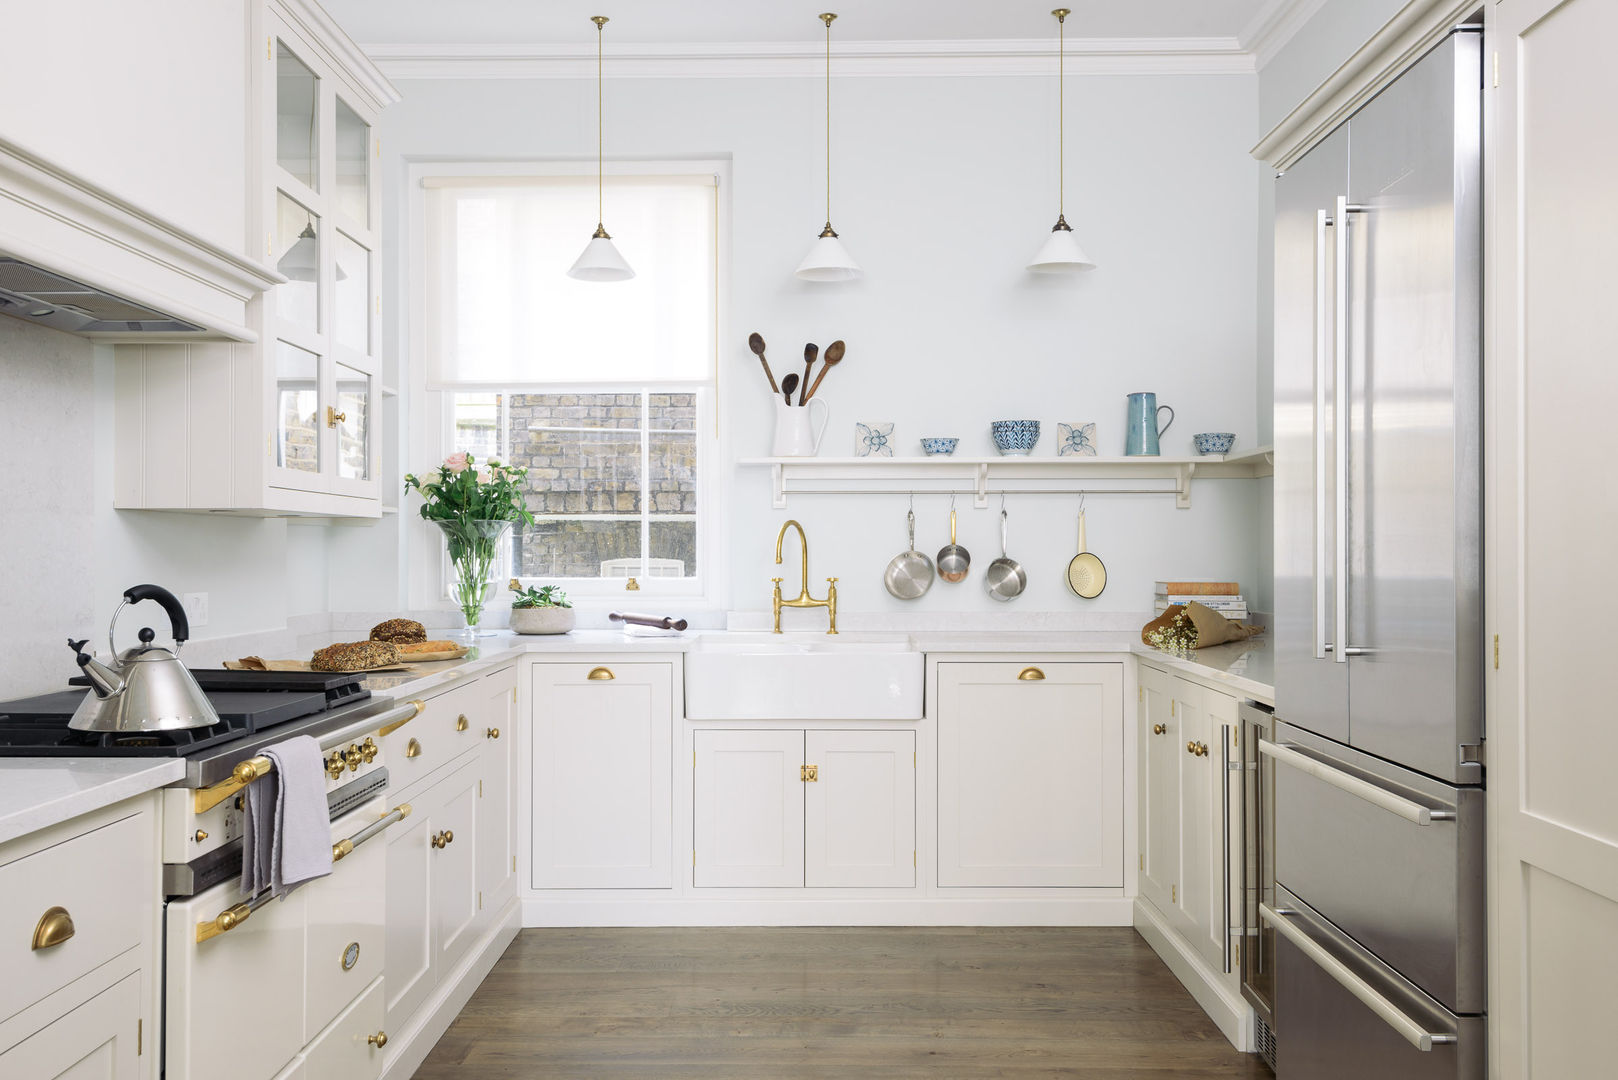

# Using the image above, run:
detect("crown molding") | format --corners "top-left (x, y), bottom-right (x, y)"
top-left (1239, 0), bottom-right (1335, 70)
top-left (364, 37), bottom-right (1255, 80)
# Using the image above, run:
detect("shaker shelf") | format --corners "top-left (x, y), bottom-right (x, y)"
top-left (739, 447), bottom-right (1273, 510)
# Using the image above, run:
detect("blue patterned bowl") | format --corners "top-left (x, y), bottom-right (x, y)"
top-left (920, 437), bottom-right (959, 456)
top-left (1193, 432), bottom-right (1237, 455)
top-left (990, 420), bottom-right (1041, 456)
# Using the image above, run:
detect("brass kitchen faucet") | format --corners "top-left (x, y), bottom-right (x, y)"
top-left (772, 519), bottom-right (837, 634)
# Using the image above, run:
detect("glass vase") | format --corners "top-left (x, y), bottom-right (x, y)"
top-left (436, 518), bottom-right (513, 638)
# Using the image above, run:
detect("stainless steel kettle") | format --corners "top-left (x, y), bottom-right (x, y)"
top-left (67, 584), bottom-right (221, 732)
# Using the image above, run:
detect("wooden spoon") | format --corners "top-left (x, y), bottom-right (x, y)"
top-left (780, 372), bottom-right (800, 406)
top-left (748, 332), bottom-right (779, 394)
top-left (800, 342), bottom-right (818, 405)
top-left (804, 339), bottom-right (844, 401)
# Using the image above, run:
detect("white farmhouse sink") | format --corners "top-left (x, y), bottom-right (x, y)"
top-left (684, 633), bottom-right (924, 720)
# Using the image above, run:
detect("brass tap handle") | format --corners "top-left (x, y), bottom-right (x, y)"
top-left (368, 1031), bottom-right (389, 1049)
top-left (31, 907), bottom-right (75, 951)
top-left (826, 578), bottom-right (839, 635)
top-left (486, 727), bottom-right (501, 740)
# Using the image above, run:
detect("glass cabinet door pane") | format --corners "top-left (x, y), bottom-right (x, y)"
top-left (335, 232), bottom-right (370, 355)
top-left (275, 42), bottom-right (319, 190)
top-left (275, 193), bottom-right (320, 331)
top-left (334, 98), bottom-right (370, 227)
top-left (276, 341), bottom-right (321, 474)
top-left (335, 362), bottom-right (370, 480)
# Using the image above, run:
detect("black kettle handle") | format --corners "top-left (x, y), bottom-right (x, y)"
top-left (122, 584), bottom-right (190, 644)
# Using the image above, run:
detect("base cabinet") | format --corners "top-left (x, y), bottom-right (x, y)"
top-left (0, 972), bottom-right (140, 1080)
top-left (693, 729), bottom-right (916, 889)
top-left (476, 669), bottom-right (518, 921)
top-left (530, 662), bottom-right (674, 890)
top-left (937, 662), bottom-right (1124, 888)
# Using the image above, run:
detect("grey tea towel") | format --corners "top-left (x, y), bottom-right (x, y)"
top-left (241, 735), bottom-right (333, 898)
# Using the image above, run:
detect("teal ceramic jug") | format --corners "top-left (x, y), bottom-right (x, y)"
top-left (1125, 392), bottom-right (1174, 456)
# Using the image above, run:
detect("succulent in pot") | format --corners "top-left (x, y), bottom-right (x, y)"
top-left (508, 580), bottom-right (576, 635)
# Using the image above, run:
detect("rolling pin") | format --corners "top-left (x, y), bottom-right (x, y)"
top-left (609, 612), bottom-right (689, 632)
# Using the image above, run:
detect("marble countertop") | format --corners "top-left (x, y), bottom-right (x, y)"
top-left (0, 758), bottom-right (185, 847)
top-left (1131, 638), bottom-right (1275, 704)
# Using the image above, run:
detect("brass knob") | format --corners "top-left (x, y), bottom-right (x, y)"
top-left (1187, 741), bottom-right (1197, 754)
top-left (326, 406), bottom-right (347, 428)
top-left (344, 745), bottom-right (363, 771)
top-left (368, 1031), bottom-right (388, 1048)
top-left (456, 713), bottom-right (469, 732)
top-left (587, 667), bottom-right (615, 681)
top-left (431, 830), bottom-right (454, 849)
top-left (325, 753), bottom-right (347, 779)
top-left (31, 906), bottom-right (75, 950)
top-left (194, 829), bottom-right (209, 842)
top-left (1152, 724), bottom-right (1166, 736)
top-left (405, 738), bottom-right (422, 759)
top-left (625, 577), bottom-right (640, 591)
top-left (360, 737), bottom-right (378, 763)
top-left (486, 727), bottom-right (501, 739)
top-left (1017, 666), bottom-right (1046, 681)
top-left (1199, 742), bottom-right (1211, 757)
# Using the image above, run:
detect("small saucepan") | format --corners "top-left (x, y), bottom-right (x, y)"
top-left (984, 506), bottom-right (1027, 602)
top-left (936, 498), bottom-right (971, 584)
top-left (884, 506), bottom-right (935, 600)
top-left (1066, 504), bottom-right (1107, 599)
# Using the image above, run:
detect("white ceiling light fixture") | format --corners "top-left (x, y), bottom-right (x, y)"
top-left (1027, 7), bottom-right (1096, 274)
top-left (278, 217), bottom-right (346, 283)
top-left (569, 14), bottom-right (635, 282)
top-left (795, 12), bottom-right (862, 282)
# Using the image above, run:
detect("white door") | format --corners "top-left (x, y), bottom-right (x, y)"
top-left (693, 730), bottom-right (805, 888)
top-left (806, 730), bottom-right (916, 889)
top-left (937, 662), bottom-right (1125, 887)
top-left (303, 800), bottom-right (387, 1042)
top-left (531, 663), bottom-right (674, 889)
top-left (1172, 679), bottom-right (1211, 943)
top-left (476, 669), bottom-right (518, 917)
top-left (1488, 3), bottom-right (1618, 1076)
top-left (432, 760), bottom-right (481, 977)
top-left (382, 778), bottom-right (436, 1031)
top-left (0, 971), bottom-right (139, 1080)
top-left (1139, 665), bottom-right (1178, 913)
top-left (1203, 688), bottom-right (1240, 977)
top-left (301, 976), bottom-right (384, 1080)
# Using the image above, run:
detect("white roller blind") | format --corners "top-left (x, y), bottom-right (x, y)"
top-left (424, 173), bottom-right (716, 387)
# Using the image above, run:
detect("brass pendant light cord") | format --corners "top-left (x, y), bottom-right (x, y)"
top-left (821, 13), bottom-right (836, 230)
top-left (594, 16), bottom-right (606, 230)
top-left (1057, 9), bottom-right (1065, 219)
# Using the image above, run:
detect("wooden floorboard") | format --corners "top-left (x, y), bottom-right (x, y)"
top-left (411, 927), bottom-right (1272, 1079)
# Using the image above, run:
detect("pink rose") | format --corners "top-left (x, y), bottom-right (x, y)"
top-left (444, 452), bottom-right (469, 473)
top-left (476, 467), bottom-right (492, 483)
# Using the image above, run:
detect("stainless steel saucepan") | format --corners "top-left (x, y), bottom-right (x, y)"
top-left (984, 505), bottom-right (1027, 602)
top-left (884, 506), bottom-right (935, 600)
top-left (936, 497), bottom-right (971, 583)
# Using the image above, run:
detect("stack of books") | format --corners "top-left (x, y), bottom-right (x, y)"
top-left (1154, 581), bottom-right (1248, 621)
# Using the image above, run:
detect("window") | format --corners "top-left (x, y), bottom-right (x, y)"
top-left (413, 160), bottom-right (724, 603)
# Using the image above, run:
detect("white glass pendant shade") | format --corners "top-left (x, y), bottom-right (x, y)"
top-left (278, 224), bottom-right (319, 282)
top-left (1027, 218), bottom-right (1096, 274)
top-left (795, 228), bottom-right (862, 282)
top-left (569, 231), bottom-right (635, 282)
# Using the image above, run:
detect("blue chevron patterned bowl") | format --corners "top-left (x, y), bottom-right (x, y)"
top-left (990, 420), bottom-right (1040, 456)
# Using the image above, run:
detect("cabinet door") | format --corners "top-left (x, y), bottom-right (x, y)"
top-left (1172, 679), bottom-right (1211, 942)
top-left (476, 669), bottom-right (519, 919)
top-left (0, 971), bottom-right (139, 1080)
top-left (938, 662), bottom-right (1124, 887)
top-left (301, 977), bottom-right (384, 1080)
top-left (303, 802), bottom-right (386, 1043)
top-left (383, 778), bottom-right (437, 1032)
top-left (805, 730), bottom-right (915, 889)
top-left (693, 730), bottom-right (805, 888)
top-left (1203, 689), bottom-right (1239, 977)
top-left (1139, 665), bottom-right (1179, 912)
top-left (432, 761), bottom-right (481, 978)
top-left (531, 663), bottom-right (673, 889)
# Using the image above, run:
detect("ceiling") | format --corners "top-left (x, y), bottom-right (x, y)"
top-left (319, 1), bottom-right (1280, 47)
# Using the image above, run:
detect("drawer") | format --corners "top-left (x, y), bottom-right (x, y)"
top-left (304, 800), bottom-right (388, 1042)
top-left (303, 976), bottom-right (384, 1080)
top-left (0, 812), bottom-right (152, 1024)
top-left (0, 970), bottom-right (140, 1079)
top-left (381, 679), bottom-right (483, 791)
top-left (1271, 722), bottom-right (1484, 1013)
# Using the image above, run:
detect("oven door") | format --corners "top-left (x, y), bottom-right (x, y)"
top-left (164, 797), bottom-right (390, 1080)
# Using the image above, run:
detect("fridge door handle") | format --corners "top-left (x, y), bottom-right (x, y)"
top-left (1261, 904), bottom-right (1457, 1052)
top-left (1333, 193), bottom-right (1351, 664)
top-left (1314, 207), bottom-right (1331, 661)
top-left (1258, 739), bottom-right (1455, 826)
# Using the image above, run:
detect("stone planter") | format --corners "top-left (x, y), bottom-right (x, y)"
top-left (509, 606), bottom-right (576, 635)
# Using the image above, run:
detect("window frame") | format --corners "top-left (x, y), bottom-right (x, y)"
top-left (404, 158), bottom-right (731, 614)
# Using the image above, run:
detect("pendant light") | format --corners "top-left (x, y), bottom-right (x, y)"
top-left (1027, 8), bottom-right (1096, 273)
top-left (795, 12), bottom-right (862, 282)
top-left (569, 15), bottom-right (634, 282)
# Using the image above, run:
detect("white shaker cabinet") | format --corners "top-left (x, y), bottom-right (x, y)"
top-left (805, 730), bottom-right (916, 889)
top-left (936, 662), bottom-right (1124, 888)
top-left (0, 972), bottom-right (141, 1080)
top-left (1139, 664), bottom-right (1179, 914)
top-left (476, 668), bottom-right (519, 923)
top-left (530, 662), bottom-right (675, 890)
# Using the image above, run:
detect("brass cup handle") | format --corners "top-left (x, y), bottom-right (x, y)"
top-left (486, 727), bottom-right (501, 739)
top-left (456, 713), bottom-right (469, 732)
top-left (405, 738), bottom-right (422, 759)
top-left (1152, 724), bottom-right (1167, 735)
top-left (1017, 666), bottom-right (1046, 681)
top-left (32, 906), bottom-right (75, 950)
top-left (368, 1031), bottom-right (388, 1049)
top-left (432, 830), bottom-right (454, 849)
top-left (587, 666), bottom-right (615, 681)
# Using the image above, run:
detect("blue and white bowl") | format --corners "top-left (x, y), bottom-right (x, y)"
top-left (990, 420), bottom-right (1041, 456)
top-left (1193, 432), bottom-right (1237, 455)
top-left (920, 437), bottom-right (959, 456)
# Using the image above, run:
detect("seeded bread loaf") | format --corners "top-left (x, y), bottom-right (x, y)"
top-left (311, 640), bottom-right (401, 671)
top-left (369, 618), bottom-right (426, 645)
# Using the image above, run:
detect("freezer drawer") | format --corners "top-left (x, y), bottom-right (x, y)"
top-left (1269, 888), bottom-right (1483, 1079)
top-left (1269, 722), bottom-right (1484, 1014)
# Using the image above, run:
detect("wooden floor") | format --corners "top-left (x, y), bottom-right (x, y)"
top-left (413, 927), bottom-right (1271, 1079)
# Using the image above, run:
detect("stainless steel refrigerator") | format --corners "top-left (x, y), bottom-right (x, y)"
top-left (1268, 25), bottom-right (1485, 1079)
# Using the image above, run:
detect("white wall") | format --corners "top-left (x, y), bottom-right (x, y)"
top-left (380, 66), bottom-right (1266, 619)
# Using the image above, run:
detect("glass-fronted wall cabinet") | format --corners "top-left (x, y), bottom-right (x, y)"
top-left (112, 0), bottom-right (398, 518)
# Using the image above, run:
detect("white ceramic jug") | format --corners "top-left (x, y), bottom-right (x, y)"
top-left (771, 398), bottom-right (830, 457)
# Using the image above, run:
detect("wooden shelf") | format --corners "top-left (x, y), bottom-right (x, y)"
top-left (739, 447), bottom-right (1273, 510)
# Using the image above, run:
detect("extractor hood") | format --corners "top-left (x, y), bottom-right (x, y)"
top-left (0, 257), bottom-right (203, 335)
